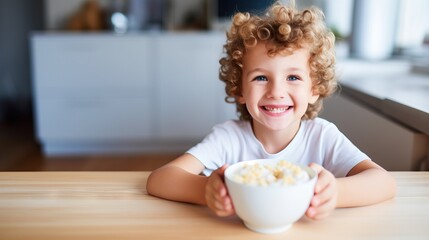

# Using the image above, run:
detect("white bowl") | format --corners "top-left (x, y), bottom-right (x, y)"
top-left (225, 159), bottom-right (317, 234)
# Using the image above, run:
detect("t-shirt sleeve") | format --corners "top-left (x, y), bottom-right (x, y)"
top-left (322, 123), bottom-right (370, 177)
top-left (186, 123), bottom-right (231, 176)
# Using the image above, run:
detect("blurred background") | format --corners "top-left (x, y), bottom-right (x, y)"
top-left (1, 0), bottom-right (428, 171)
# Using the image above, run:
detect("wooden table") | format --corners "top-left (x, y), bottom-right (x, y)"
top-left (0, 172), bottom-right (428, 239)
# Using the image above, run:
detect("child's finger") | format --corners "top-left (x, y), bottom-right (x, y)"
top-left (312, 167), bottom-right (332, 194)
top-left (314, 171), bottom-right (334, 194)
top-left (311, 182), bottom-right (335, 207)
top-left (309, 162), bottom-right (323, 173)
top-left (211, 196), bottom-right (234, 217)
top-left (307, 196), bottom-right (336, 220)
top-left (206, 192), bottom-right (228, 213)
top-left (213, 198), bottom-right (226, 210)
top-left (206, 183), bottom-right (226, 204)
top-left (306, 206), bottom-right (331, 220)
top-left (310, 163), bottom-right (326, 191)
top-left (216, 164), bottom-right (228, 178)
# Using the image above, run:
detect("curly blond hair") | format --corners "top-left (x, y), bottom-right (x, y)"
top-left (219, 1), bottom-right (337, 121)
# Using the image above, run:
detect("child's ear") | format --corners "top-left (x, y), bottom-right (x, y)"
top-left (309, 93), bottom-right (319, 104)
top-left (309, 89), bottom-right (319, 104)
top-left (237, 95), bottom-right (246, 104)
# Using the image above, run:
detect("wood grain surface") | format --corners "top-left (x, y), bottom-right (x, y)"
top-left (0, 171), bottom-right (428, 239)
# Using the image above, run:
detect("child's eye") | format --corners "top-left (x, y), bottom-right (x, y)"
top-left (253, 75), bottom-right (267, 81)
top-left (287, 75), bottom-right (300, 81)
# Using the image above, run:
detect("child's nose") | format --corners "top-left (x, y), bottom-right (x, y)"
top-left (266, 80), bottom-right (285, 99)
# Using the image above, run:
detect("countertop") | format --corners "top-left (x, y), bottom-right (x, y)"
top-left (336, 59), bottom-right (429, 135)
top-left (1, 171), bottom-right (428, 239)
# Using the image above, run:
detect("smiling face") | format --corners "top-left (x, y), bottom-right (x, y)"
top-left (238, 43), bottom-right (319, 135)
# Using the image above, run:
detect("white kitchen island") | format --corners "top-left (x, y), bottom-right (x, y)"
top-left (31, 32), bottom-right (236, 155)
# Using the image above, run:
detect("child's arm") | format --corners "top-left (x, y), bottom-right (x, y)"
top-left (337, 160), bottom-right (396, 207)
top-left (146, 154), bottom-right (235, 216)
top-left (306, 160), bottom-right (396, 220)
top-left (146, 154), bottom-right (208, 205)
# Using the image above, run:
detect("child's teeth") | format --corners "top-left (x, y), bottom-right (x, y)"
top-left (265, 107), bottom-right (287, 113)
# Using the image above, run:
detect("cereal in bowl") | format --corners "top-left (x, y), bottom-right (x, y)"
top-left (233, 160), bottom-right (310, 186)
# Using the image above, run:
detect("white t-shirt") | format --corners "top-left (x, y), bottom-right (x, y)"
top-left (187, 118), bottom-right (369, 177)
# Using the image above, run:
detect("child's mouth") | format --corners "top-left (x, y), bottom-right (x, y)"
top-left (262, 106), bottom-right (293, 114)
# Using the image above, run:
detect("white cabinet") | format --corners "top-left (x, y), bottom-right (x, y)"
top-left (32, 35), bottom-right (155, 142)
top-left (31, 33), bottom-right (236, 155)
top-left (155, 33), bottom-right (228, 140)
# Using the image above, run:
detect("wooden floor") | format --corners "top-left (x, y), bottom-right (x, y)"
top-left (0, 119), bottom-right (179, 171)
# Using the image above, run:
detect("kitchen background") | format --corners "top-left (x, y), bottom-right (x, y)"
top-left (1, 0), bottom-right (428, 171)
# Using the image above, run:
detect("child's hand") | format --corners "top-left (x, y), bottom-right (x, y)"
top-left (205, 165), bottom-right (235, 217)
top-left (306, 163), bottom-right (338, 220)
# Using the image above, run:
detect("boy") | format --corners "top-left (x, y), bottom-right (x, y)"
top-left (146, 1), bottom-right (396, 220)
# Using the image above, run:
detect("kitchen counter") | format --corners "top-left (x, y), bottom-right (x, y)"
top-left (323, 59), bottom-right (429, 170)
top-left (336, 59), bottom-right (429, 135)
top-left (1, 171), bottom-right (428, 239)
